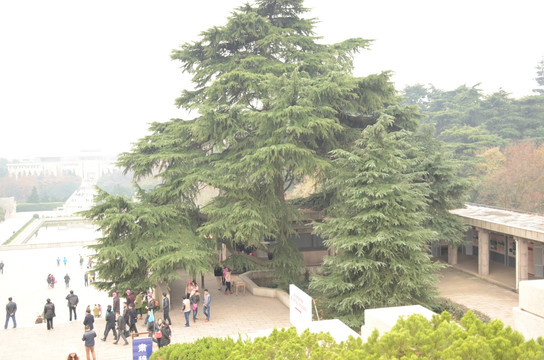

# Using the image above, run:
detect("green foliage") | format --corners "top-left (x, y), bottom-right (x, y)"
top-left (149, 313), bottom-right (544, 359)
top-left (117, 0), bottom-right (405, 287)
top-left (222, 253), bottom-right (265, 274)
top-left (16, 202), bottom-right (64, 212)
top-left (413, 127), bottom-right (471, 247)
top-left (309, 117), bottom-right (441, 329)
top-left (27, 186), bottom-right (39, 203)
top-left (431, 297), bottom-right (491, 323)
top-left (96, 169), bottom-right (135, 197)
top-left (0, 174), bottom-right (80, 203)
top-left (80, 188), bottom-right (213, 293)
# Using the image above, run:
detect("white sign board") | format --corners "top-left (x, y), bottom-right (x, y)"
top-left (289, 284), bottom-right (313, 330)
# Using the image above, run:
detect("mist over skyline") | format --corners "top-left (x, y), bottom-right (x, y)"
top-left (1, 0), bottom-right (543, 160)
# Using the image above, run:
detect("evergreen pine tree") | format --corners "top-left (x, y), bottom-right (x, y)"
top-left (118, 0), bottom-right (392, 285)
top-left (309, 116), bottom-right (441, 328)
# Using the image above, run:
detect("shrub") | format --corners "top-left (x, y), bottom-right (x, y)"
top-left (149, 312), bottom-right (544, 359)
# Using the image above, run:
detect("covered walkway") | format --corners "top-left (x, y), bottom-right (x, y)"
top-left (449, 204), bottom-right (544, 290)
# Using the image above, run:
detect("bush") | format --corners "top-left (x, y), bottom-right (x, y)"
top-left (149, 312), bottom-right (544, 359)
top-left (432, 297), bottom-right (491, 323)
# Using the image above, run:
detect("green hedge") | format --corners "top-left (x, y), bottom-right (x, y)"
top-left (150, 312), bottom-right (544, 359)
top-left (16, 202), bottom-right (63, 212)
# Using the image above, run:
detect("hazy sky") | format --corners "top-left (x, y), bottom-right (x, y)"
top-left (1, 0), bottom-right (543, 160)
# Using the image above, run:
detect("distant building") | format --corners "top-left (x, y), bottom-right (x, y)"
top-left (6, 151), bottom-right (117, 181)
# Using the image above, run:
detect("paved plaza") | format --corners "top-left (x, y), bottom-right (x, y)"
top-left (0, 214), bottom-right (524, 359)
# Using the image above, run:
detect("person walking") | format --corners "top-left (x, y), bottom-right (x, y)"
top-left (64, 273), bottom-right (70, 288)
top-left (190, 290), bottom-right (200, 322)
top-left (79, 255), bottom-right (84, 268)
top-left (134, 291), bottom-right (143, 319)
top-left (84, 273), bottom-right (89, 287)
top-left (82, 325), bottom-right (97, 360)
top-left (182, 296), bottom-right (191, 327)
top-left (128, 304), bottom-right (138, 334)
top-left (83, 308), bottom-right (94, 330)
top-left (66, 290), bottom-right (79, 321)
top-left (43, 298), bottom-right (56, 330)
top-left (202, 289), bottom-right (211, 322)
top-left (112, 292), bottom-right (120, 315)
top-left (113, 310), bottom-right (129, 345)
top-left (0, 260), bottom-right (4, 274)
top-left (101, 305), bottom-right (117, 342)
top-left (162, 292), bottom-right (172, 325)
top-left (63, 257), bottom-right (67, 266)
top-left (4, 297), bottom-right (17, 329)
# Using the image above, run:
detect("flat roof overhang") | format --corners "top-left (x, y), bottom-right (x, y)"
top-left (450, 204), bottom-right (544, 243)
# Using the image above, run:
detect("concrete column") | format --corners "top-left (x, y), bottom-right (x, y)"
top-left (476, 228), bottom-right (489, 276)
top-left (448, 244), bottom-right (458, 265)
top-left (515, 236), bottom-right (529, 290)
top-left (464, 227), bottom-right (474, 256)
top-left (533, 242), bottom-right (544, 278)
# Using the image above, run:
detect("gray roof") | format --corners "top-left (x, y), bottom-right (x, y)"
top-left (450, 204), bottom-right (544, 243)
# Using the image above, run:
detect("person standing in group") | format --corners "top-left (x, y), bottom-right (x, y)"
top-left (92, 304), bottom-right (100, 319)
top-left (134, 291), bottom-right (143, 319)
top-left (66, 290), bottom-right (79, 321)
top-left (0, 260), bottom-right (4, 274)
top-left (202, 289), bottom-right (211, 322)
top-left (83, 308), bottom-right (94, 330)
top-left (162, 292), bottom-right (172, 325)
top-left (4, 297), bottom-right (17, 329)
top-left (182, 296), bottom-right (191, 327)
top-left (101, 305), bottom-right (117, 342)
top-left (224, 268), bottom-right (232, 295)
top-left (158, 321), bottom-right (171, 348)
top-left (82, 325), bottom-right (97, 360)
top-left (57, 257), bottom-right (61, 266)
top-left (128, 304), bottom-right (138, 334)
top-left (64, 273), bottom-right (70, 288)
top-left (63, 257), bottom-right (67, 266)
top-left (214, 264), bottom-right (223, 290)
top-left (112, 292), bottom-right (120, 315)
top-left (190, 290), bottom-right (200, 322)
top-left (43, 298), bottom-right (55, 330)
top-left (114, 309), bottom-right (129, 345)
top-left (126, 290), bottom-right (135, 307)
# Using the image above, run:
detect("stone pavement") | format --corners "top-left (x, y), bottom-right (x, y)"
top-left (0, 269), bottom-right (291, 360)
top-left (437, 266), bottom-right (519, 328)
top-left (0, 214), bottom-right (524, 359)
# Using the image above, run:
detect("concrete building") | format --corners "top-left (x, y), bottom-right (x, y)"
top-left (449, 204), bottom-right (544, 290)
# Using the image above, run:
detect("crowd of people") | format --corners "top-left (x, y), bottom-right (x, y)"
top-left (4, 257), bottom-right (245, 359)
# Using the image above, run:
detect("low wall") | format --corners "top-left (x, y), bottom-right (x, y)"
top-left (239, 270), bottom-right (290, 308)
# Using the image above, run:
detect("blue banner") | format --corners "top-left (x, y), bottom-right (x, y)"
top-left (132, 337), bottom-right (153, 360)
